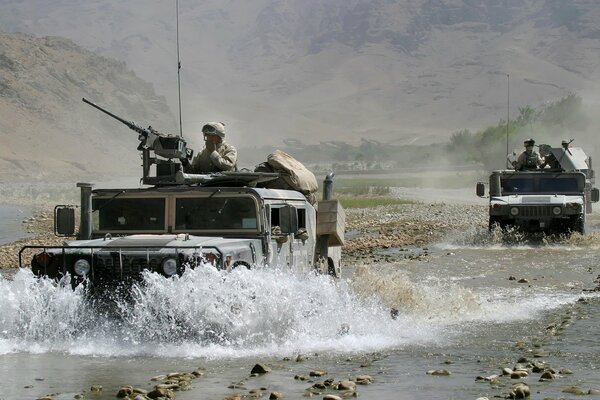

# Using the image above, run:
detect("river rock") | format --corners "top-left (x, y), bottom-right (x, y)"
top-left (323, 395), bottom-right (342, 400)
top-left (90, 384), bottom-right (103, 392)
top-left (510, 370), bottom-right (529, 379)
top-left (336, 380), bottom-right (356, 391)
top-left (539, 371), bottom-right (554, 381)
top-left (558, 368), bottom-right (573, 375)
top-left (117, 386), bottom-right (134, 398)
top-left (251, 363), bottom-right (272, 374)
top-left (501, 367), bottom-right (513, 375)
top-left (147, 387), bottom-right (175, 399)
top-left (562, 386), bottom-right (587, 395)
top-left (426, 369), bottom-right (451, 376)
top-left (354, 375), bottom-right (373, 384)
top-left (510, 382), bottom-right (530, 399)
top-left (269, 391), bottom-right (284, 399)
top-left (309, 369), bottom-right (327, 377)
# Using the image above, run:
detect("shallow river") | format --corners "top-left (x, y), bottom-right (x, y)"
top-left (1, 213), bottom-right (599, 399)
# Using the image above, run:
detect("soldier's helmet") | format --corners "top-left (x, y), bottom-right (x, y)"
top-left (524, 138), bottom-right (535, 146)
top-left (202, 122), bottom-right (226, 138)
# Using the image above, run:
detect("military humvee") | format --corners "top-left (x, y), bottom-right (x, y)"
top-left (476, 141), bottom-right (599, 234)
top-left (20, 100), bottom-right (345, 288)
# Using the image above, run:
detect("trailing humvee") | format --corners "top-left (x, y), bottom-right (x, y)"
top-left (20, 100), bottom-right (345, 288)
top-left (476, 141), bottom-right (599, 234)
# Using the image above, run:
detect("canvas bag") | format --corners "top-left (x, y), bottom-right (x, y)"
top-left (266, 150), bottom-right (318, 195)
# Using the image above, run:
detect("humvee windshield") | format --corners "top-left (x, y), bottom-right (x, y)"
top-left (501, 176), bottom-right (580, 195)
top-left (93, 198), bottom-right (166, 231)
top-left (175, 196), bottom-right (258, 231)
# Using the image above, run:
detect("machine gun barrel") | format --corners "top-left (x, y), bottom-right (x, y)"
top-left (82, 98), bottom-right (148, 136)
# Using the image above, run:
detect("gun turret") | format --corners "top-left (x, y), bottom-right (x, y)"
top-left (83, 98), bottom-right (193, 186)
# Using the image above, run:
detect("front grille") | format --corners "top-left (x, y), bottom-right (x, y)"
top-left (518, 206), bottom-right (555, 218)
top-left (92, 253), bottom-right (161, 283)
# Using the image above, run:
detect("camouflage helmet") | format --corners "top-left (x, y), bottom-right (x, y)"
top-left (202, 122), bottom-right (226, 138)
top-left (524, 138), bottom-right (535, 146)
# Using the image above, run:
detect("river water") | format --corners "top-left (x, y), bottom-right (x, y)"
top-left (0, 205), bottom-right (31, 245)
top-left (1, 211), bottom-right (599, 399)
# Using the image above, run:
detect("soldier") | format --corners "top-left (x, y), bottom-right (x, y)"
top-left (513, 138), bottom-right (543, 171)
top-left (182, 122), bottom-right (238, 173)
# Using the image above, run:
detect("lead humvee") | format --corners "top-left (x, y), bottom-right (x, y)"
top-left (476, 141), bottom-right (599, 234)
top-left (20, 100), bottom-right (345, 288)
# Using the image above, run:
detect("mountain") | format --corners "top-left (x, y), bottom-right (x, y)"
top-left (1, 0), bottom-right (600, 151)
top-left (0, 31), bottom-right (176, 182)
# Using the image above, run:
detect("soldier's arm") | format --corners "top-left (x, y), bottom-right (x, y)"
top-left (210, 146), bottom-right (238, 171)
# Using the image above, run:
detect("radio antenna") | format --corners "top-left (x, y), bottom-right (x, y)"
top-left (176, 0), bottom-right (183, 137)
top-left (506, 73), bottom-right (510, 168)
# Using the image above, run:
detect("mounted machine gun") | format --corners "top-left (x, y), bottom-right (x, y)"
top-left (82, 98), bottom-right (193, 186)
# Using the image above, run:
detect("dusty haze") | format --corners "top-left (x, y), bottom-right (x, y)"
top-left (2, 1), bottom-right (600, 181)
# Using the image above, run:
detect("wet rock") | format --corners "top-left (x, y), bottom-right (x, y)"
top-left (269, 391), bottom-right (284, 399)
top-left (251, 363), bottom-right (272, 374)
top-left (354, 375), bottom-right (373, 384)
top-left (501, 367), bottom-right (513, 376)
top-left (539, 371), bottom-right (554, 381)
top-left (475, 374), bottom-right (498, 383)
top-left (74, 394), bottom-right (84, 399)
top-left (518, 278), bottom-right (529, 283)
top-left (117, 386), bottom-right (134, 398)
top-left (311, 382), bottom-right (327, 390)
top-left (192, 370), bottom-right (205, 377)
top-left (563, 386), bottom-right (587, 395)
top-left (133, 388), bottom-right (148, 395)
top-left (558, 368), bottom-right (573, 375)
top-left (323, 395), bottom-right (342, 400)
top-left (294, 375), bottom-right (308, 381)
top-left (530, 361), bottom-right (546, 373)
top-left (509, 276), bottom-right (517, 281)
top-left (511, 370), bottom-right (529, 379)
top-left (224, 394), bottom-right (242, 400)
top-left (532, 349), bottom-right (548, 357)
top-left (309, 369), bottom-right (327, 377)
top-left (151, 375), bottom-right (167, 381)
top-left (509, 382), bottom-right (530, 399)
top-left (588, 388), bottom-right (600, 395)
top-left (156, 383), bottom-right (180, 390)
top-left (296, 354), bottom-right (306, 362)
top-left (336, 381), bottom-right (356, 391)
top-left (147, 387), bottom-right (175, 399)
top-left (426, 369), bottom-right (451, 376)
top-left (90, 384), bottom-right (103, 392)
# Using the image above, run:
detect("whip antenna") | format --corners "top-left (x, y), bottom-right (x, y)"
top-left (176, 0), bottom-right (183, 137)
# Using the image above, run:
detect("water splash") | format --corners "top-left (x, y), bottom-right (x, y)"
top-left (0, 266), bottom-right (441, 357)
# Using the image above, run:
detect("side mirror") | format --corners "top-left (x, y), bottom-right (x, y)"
top-left (591, 188), bottom-right (599, 203)
top-left (279, 205), bottom-right (298, 235)
top-left (476, 182), bottom-right (486, 197)
top-left (54, 205), bottom-right (75, 236)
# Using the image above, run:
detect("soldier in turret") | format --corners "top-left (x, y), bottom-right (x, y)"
top-left (513, 138), bottom-right (543, 171)
top-left (182, 122), bottom-right (238, 173)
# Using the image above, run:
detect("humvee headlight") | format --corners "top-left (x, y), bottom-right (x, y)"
top-left (162, 258), bottom-right (178, 276)
top-left (510, 207), bottom-right (519, 216)
top-left (566, 202), bottom-right (580, 210)
top-left (552, 206), bottom-right (562, 216)
top-left (73, 259), bottom-right (90, 276)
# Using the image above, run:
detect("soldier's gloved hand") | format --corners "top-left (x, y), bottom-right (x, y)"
top-left (180, 158), bottom-right (189, 167)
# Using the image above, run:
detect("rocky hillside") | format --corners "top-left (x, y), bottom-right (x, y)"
top-left (0, 31), bottom-right (176, 182)
top-left (1, 1), bottom-right (600, 149)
